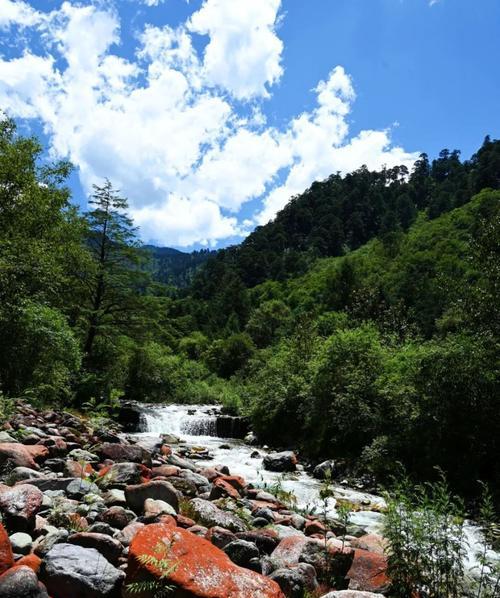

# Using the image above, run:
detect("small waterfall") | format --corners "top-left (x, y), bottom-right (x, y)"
top-left (140, 404), bottom-right (219, 438)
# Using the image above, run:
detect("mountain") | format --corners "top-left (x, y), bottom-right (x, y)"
top-left (145, 245), bottom-right (216, 288)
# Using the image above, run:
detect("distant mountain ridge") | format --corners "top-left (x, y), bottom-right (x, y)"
top-left (145, 245), bottom-right (216, 288)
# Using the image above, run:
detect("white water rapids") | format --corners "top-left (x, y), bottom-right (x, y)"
top-left (133, 403), bottom-right (497, 575)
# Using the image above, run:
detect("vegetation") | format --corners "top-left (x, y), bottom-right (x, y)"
top-left (0, 115), bottom-right (498, 503)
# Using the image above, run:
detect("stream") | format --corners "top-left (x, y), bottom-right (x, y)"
top-left (131, 403), bottom-right (496, 575)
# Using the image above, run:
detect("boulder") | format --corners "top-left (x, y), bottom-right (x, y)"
top-left (0, 484), bottom-right (43, 532)
top-left (125, 480), bottom-right (180, 513)
top-left (97, 443), bottom-right (151, 466)
top-left (262, 452), bottom-right (297, 473)
top-left (223, 539), bottom-right (260, 568)
top-left (68, 532), bottom-right (123, 564)
top-left (0, 444), bottom-right (48, 470)
top-left (235, 530), bottom-right (280, 555)
top-left (313, 460), bottom-right (336, 480)
top-left (13, 554), bottom-right (42, 574)
top-left (100, 506), bottom-right (136, 530)
top-left (8, 468), bottom-right (45, 484)
top-left (41, 543), bottom-right (124, 598)
top-left (144, 498), bottom-right (177, 518)
top-left (347, 549), bottom-right (390, 593)
top-left (0, 523), bottom-right (13, 575)
top-left (98, 462), bottom-right (146, 487)
top-left (190, 498), bottom-right (247, 533)
top-left (9, 532), bottom-right (32, 555)
top-left (350, 534), bottom-right (386, 556)
top-left (115, 522), bottom-right (145, 546)
top-left (125, 521), bottom-right (285, 598)
top-left (206, 526), bottom-right (237, 549)
top-left (0, 565), bottom-right (49, 598)
top-left (269, 563), bottom-right (318, 598)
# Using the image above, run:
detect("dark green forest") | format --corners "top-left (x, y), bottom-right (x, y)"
top-left (0, 116), bottom-right (498, 498)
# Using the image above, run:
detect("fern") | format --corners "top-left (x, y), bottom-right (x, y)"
top-left (127, 540), bottom-right (178, 597)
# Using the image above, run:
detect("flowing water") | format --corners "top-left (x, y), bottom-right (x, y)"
top-left (132, 403), bottom-right (497, 574)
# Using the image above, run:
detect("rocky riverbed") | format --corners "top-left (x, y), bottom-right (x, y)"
top-left (0, 401), bottom-right (393, 597)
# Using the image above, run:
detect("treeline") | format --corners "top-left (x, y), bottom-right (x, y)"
top-left (0, 115), bottom-right (498, 497)
top-left (145, 246), bottom-right (215, 288)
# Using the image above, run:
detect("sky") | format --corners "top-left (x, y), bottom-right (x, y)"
top-left (1, 0), bottom-right (499, 249)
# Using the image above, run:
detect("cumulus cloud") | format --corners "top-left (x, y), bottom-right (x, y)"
top-left (0, 0), bottom-right (418, 247)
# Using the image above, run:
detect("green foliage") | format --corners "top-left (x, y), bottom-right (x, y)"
top-left (245, 299), bottom-right (292, 347)
top-left (384, 473), bottom-right (467, 598)
top-left (126, 540), bottom-right (177, 597)
top-left (204, 333), bottom-right (255, 378)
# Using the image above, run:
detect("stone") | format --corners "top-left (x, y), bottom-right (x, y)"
top-left (223, 539), bottom-right (260, 568)
top-left (150, 465), bottom-right (179, 478)
top-left (98, 443), bottom-right (151, 466)
top-left (98, 462), bottom-right (146, 487)
top-left (67, 449), bottom-right (99, 464)
top-left (299, 540), bottom-right (353, 583)
top-left (144, 498), bottom-right (177, 518)
top-left (125, 480), bottom-right (180, 513)
top-left (346, 549), bottom-right (389, 593)
top-left (41, 543), bottom-right (124, 598)
top-left (0, 523), bottom-right (14, 575)
top-left (68, 532), bottom-right (123, 564)
top-left (114, 522), bottom-right (144, 546)
top-left (166, 453), bottom-right (197, 471)
top-left (9, 532), bottom-right (32, 555)
top-left (0, 444), bottom-right (48, 470)
top-left (66, 478), bottom-right (99, 499)
top-left (0, 565), bottom-right (49, 598)
top-left (235, 530), bottom-right (280, 555)
top-left (102, 488), bottom-right (127, 506)
top-left (0, 432), bottom-right (16, 443)
top-left (100, 506), bottom-right (136, 530)
top-left (125, 521), bottom-right (285, 598)
top-left (14, 554), bottom-right (42, 573)
top-left (349, 534), bottom-right (387, 555)
top-left (8, 468), bottom-right (45, 484)
top-left (205, 526), bottom-right (237, 549)
top-left (321, 593), bottom-right (384, 598)
top-left (262, 452), bottom-right (297, 472)
top-left (0, 484), bottom-right (43, 532)
top-left (313, 460), bottom-right (337, 480)
top-left (269, 563), bottom-right (318, 598)
top-left (33, 530), bottom-right (69, 558)
top-left (190, 498), bottom-right (247, 533)
top-left (209, 477), bottom-right (241, 500)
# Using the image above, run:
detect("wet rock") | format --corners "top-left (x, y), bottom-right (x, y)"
top-left (0, 523), bottom-right (14, 575)
top-left (0, 565), bottom-right (49, 598)
top-left (0, 484), bottom-right (43, 532)
top-left (68, 532), bottom-right (123, 564)
top-left (9, 532), bottom-right (32, 555)
top-left (263, 452), bottom-right (297, 473)
top-left (42, 543), bottom-right (124, 597)
top-left (190, 498), bottom-right (247, 533)
top-left (269, 563), bottom-right (318, 598)
top-left (125, 521), bottom-right (285, 598)
top-left (125, 480), bottom-right (180, 513)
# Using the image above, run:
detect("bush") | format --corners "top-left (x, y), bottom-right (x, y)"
top-left (204, 333), bottom-right (255, 378)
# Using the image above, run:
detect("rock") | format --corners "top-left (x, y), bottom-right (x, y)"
top-left (9, 532), bottom-right (32, 555)
top-left (41, 543), bottom-right (124, 598)
top-left (347, 549), bottom-right (390, 593)
top-left (68, 532), bottom-right (123, 564)
top-left (299, 540), bottom-right (353, 583)
top-left (209, 477), bottom-right (241, 500)
top-left (190, 498), bottom-right (247, 533)
top-left (0, 432), bottom-right (16, 443)
top-left (223, 539), bottom-right (260, 568)
top-left (0, 444), bottom-right (48, 470)
top-left (321, 593), bottom-right (384, 598)
top-left (206, 526), bottom-right (237, 549)
top-left (0, 565), bottom-right (49, 598)
top-left (125, 521), bottom-right (285, 598)
top-left (350, 534), bottom-right (386, 555)
top-left (66, 478), bottom-right (99, 499)
top-left (100, 506), bottom-right (136, 530)
top-left (97, 443), bottom-right (151, 466)
top-left (236, 530), bottom-right (280, 555)
top-left (0, 523), bottom-right (14, 575)
top-left (166, 475), bottom-right (198, 497)
top-left (150, 465), bottom-right (179, 478)
top-left (0, 484), bottom-right (43, 532)
top-left (313, 460), bottom-right (336, 480)
top-left (114, 522), bottom-right (144, 546)
top-left (102, 488), bottom-right (127, 506)
top-left (98, 462), bottom-right (146, 487)
top-left (263, 452), bottom-right (297, 472)
top-left (143, 498), bottom-right (177, 518)
top-left (125, 480), bottom-right (180, 513)
top-left (166, 453), bottom-right (197, 471)
top-left (304, 519), bottom-right (327, 536)
top-left (64, 460), bottom-right (94, 478)
top-left (67, 449), bottom-right (99, 464)
top-left (33, 530), bottom-right (69, 558)
top-left (269, 563), bottom-right (318, 598)
top-left (7, 468), bottom-right (45, 484)
top-left (22, 478), bottom-right (77, 493)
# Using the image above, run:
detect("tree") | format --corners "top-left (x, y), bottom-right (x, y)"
top-left (79, 180), bottom-right (150, 366)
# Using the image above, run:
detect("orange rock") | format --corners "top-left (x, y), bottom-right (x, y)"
top-left (160, 445), bottom-right (172, 457)
top-left (218, 475), bottom-right (246, 493)
top-left (65, 460), bottom-right (94, 478)
top-left (126, 521), bottom-right (285, 598)
top-left (347, 548), bottom-right (390, 593)
top-left (210, 478), bottom-right (240, 500)
top-left (0, 443), bottom-right (48, 469)
top-left (350, 533), bottom-right (387, 555)
top-left (151, 465), bottom-right (180, 478)
top-left (0, 523), bottom-right (13, 575)
top-left (15, 554), bottom-right (42, 573)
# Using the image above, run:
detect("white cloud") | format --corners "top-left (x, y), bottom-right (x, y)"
top-left (0, 0), bottom-right (41, 28)
top-left (142, 0), bottom-right (165, 6)
top-left (0, 0), bottom-right (419, 247)
top-left (188, 0), bottom-right (284, 100)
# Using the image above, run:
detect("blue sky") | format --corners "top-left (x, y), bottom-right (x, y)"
top-left (1, 0), bottom-right (499, 249)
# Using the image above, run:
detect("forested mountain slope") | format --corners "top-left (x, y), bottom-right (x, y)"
top-left (145, 245), bottom-right (215, 288)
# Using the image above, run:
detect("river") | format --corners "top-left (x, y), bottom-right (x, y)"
top-left (130, 403), bottom-right (497, 575)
